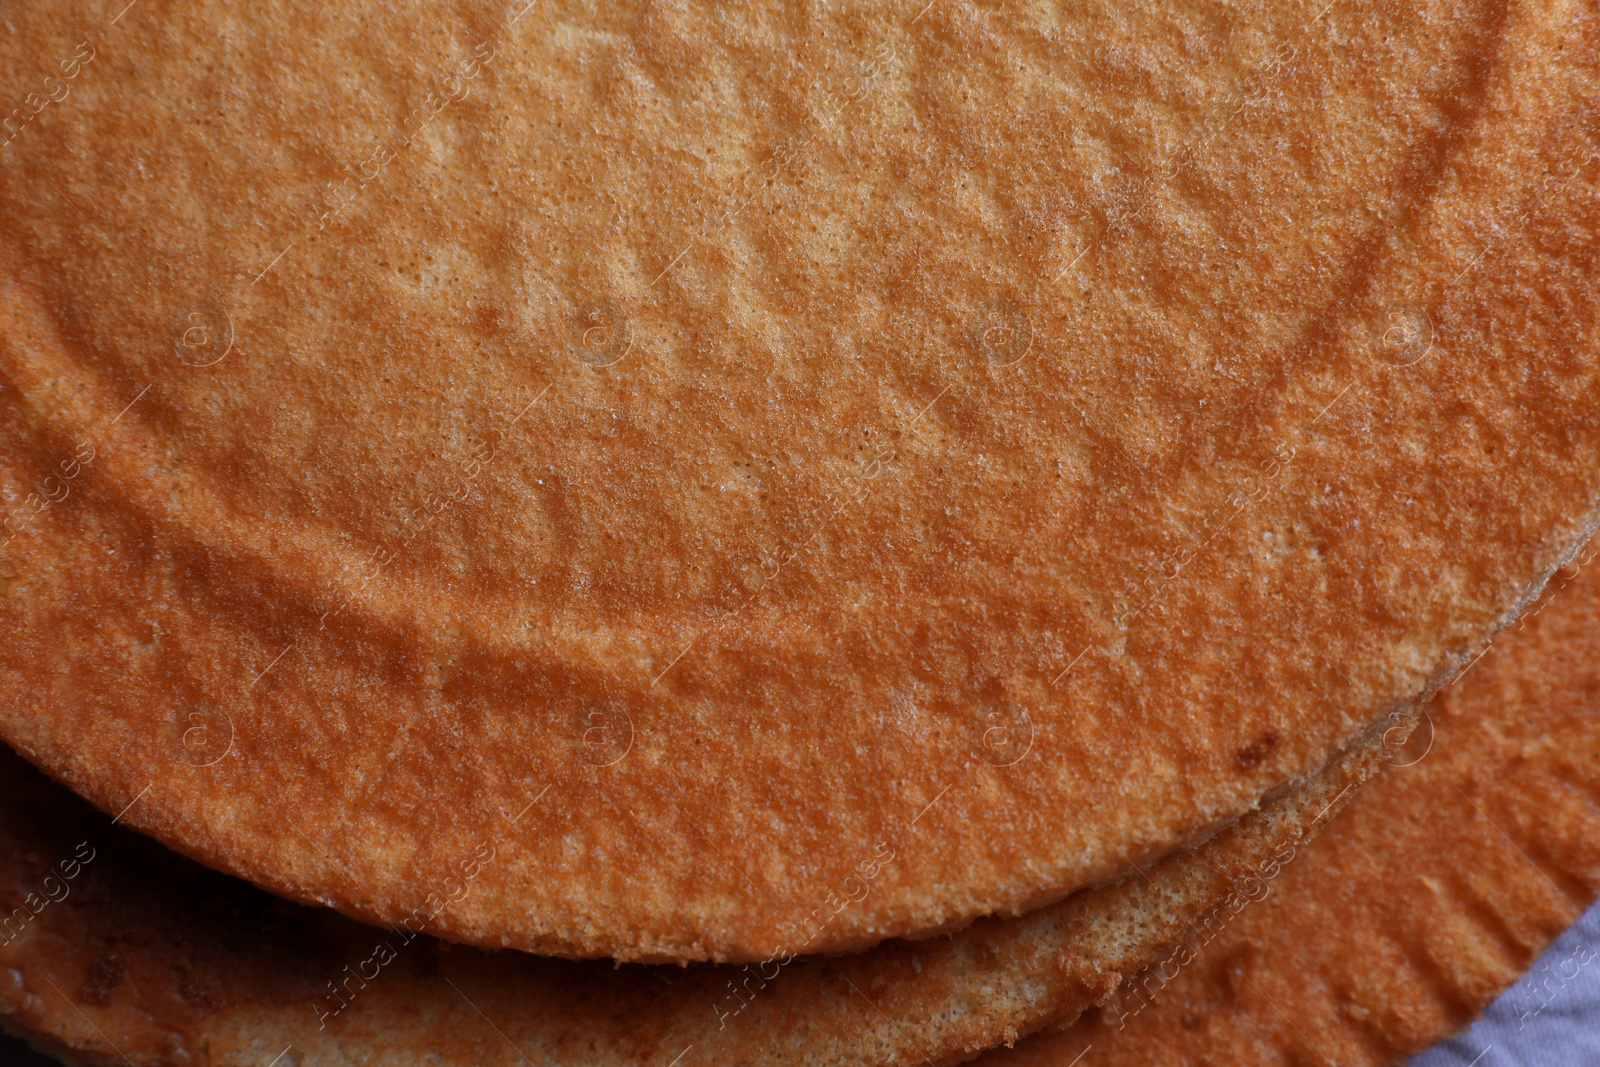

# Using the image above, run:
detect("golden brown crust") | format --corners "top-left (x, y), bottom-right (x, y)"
top-left (0, 712), bottom-right (1387, 1066)
top-left (3, 0), bottom-right (1599, 961)
top-left (983, 579), bottom-right (1600, 1057)
top-left (8, 493), bottom-right (1593, 1067)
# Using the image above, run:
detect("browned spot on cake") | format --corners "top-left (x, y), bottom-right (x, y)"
top-left (1234, 732), bottom-right (1282, 771)
top-left (80, 955), bottom-right (125, 1006)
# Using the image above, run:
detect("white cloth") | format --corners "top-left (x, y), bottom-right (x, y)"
top-left (1412, 898), bottom-right (1600, 1066)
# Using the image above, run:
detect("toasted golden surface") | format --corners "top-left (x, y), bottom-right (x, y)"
top-left (0, 722), bottom-right (1385, 1065)
top-left (9, 505), bottom-right (1598, 1067)
top-left (988, 534), bottom-right (1600, 1065)
top-left (2, 0), bottom-right (1599, 960)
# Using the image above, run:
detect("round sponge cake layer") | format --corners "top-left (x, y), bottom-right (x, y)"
top-left (1, 0), bottom-right (1598, 960)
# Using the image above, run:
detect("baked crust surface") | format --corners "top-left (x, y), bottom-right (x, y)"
top-left (993, 538), bottom-right (1600, 1065)
top-left (0, 712), bottom-right (1388, 1065)
top-left (1, 0), bottom-right (1597, 960)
